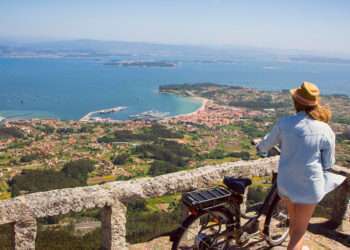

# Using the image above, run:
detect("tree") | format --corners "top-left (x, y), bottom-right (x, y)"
top-left (149, 160), bottom-right (178, 176)
top-left (62, 159), bottom-right (95, 183)
top-left (35, 124), bottom-right (55, 134)
top-left (9, 170), bottom-right (81, 197)
top-left (9, 159), bottom-right (95, 197)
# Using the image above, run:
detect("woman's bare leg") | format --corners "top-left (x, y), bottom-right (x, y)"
top-left (287, 203), bottom-right (316, 250)
top-left (284, 198), bottom-right (295, 238)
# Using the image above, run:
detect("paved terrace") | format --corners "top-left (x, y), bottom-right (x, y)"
top-left (0, 157), bottom-right (349, 249)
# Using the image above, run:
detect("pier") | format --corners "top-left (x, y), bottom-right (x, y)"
top-left (80, 106), bottom-right (127, 122)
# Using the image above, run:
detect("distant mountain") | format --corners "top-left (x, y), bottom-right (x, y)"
top-left (0, 39), bottom-right (278, 60)
top-left (1, 39), bottom-right (349, 62)
top-left (289, 55), bottom-right (350, 65)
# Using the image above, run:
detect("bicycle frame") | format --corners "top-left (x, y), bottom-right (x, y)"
top-left (184, 172), bottom-right (280, 246)
top-left (239, 175), bottom-right (279, 237)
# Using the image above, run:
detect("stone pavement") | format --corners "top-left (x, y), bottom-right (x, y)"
top-left (130, 218), bottom-right (350, 250)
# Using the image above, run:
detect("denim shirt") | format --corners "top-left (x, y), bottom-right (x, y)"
top-left (258, 111), bottom-right (346, 204)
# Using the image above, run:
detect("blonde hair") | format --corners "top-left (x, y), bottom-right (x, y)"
top-left (293, 100), bottom-right (332, 123)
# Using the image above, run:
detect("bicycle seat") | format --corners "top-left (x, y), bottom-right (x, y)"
top-left (223, 177), bottom-right (252, 194)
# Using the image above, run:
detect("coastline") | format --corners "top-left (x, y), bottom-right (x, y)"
top-left (0, 94), bottom-right (205, 123)
top-left (166, 96), bottom-right (209, 120)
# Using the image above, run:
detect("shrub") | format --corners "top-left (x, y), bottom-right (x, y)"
top-left (97, 136), bottom-right (115, 143)
top-left (56, 127), bottom-right (75, 134)
top-left (126, 199), bottom-right (182, 243)
top-left (20, 153), bottom-right (40, 163)
top-left (36, 227), bottom-right (101, 250)
top-left (79, 125), bottom-right (93, 133)
top-left (228, 151), bottom-right (251, 160)
top-left (35, 124), bottom-right (55, 134)
top-left (135, 140), bottom-right (191, 167)
top-left (98, 124), bottom-right (183, 143)
top-left (127, 198), bottom-right (147, 211)
top-left (247, 186), bottom-right (268, 204)
top-left (112, 153), bottom-right (130, 165)
top-left (240, 123), bottom-right (266, 138)
top-left (116, 175), bottom-right (132, 181)
top-left (208, 149), bottom-right (225, 159)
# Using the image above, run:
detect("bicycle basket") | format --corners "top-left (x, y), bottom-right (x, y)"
top-left (182, 187), bottom-right (232, 210)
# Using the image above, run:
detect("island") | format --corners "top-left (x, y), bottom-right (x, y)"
top-left (105, 60), bottom-right (176, 67)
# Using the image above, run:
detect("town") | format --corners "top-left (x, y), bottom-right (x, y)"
top-left (0, 83), bottom-right (349, 248)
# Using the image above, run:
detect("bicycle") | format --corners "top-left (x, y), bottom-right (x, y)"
top-left (170, 146), bottom-right (289, 249)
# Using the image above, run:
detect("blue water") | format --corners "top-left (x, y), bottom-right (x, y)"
top-left (0, 58), bottom-right (349, 120)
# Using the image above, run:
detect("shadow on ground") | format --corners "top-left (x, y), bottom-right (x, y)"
top-left (308, 220), bottom-right (350, 248)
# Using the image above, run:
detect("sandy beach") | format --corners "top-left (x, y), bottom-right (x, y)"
top-left (166, 96), bottom-right (209, 120)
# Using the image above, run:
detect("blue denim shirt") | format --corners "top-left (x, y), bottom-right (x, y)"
top-left (258, 111), bottom-right (346, 204)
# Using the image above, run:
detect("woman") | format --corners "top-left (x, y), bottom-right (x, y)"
top-left (256, 81), bottom-right (346, 250)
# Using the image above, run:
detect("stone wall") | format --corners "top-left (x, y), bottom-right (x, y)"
top-left (0, 157), bottom-right (349, 249)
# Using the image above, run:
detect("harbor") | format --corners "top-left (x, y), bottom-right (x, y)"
top-left (129, 110), bottom-right (170, 121)
top-left (80, 106), bottom-right (127, 122)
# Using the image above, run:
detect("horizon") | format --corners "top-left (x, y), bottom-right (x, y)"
top-left (1, 1), bottom-right (350, 57)
top-left (1, 36), bottom-right (350, 59)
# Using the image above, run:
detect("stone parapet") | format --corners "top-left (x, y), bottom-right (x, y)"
top-left (0, 157), bottom-right (348, 249)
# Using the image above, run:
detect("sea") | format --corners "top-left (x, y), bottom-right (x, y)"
top-left (0, 57), bottom-right (349, 121)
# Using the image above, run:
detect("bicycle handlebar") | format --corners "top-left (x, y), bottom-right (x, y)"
top-left (251, 138), bottom-right (280, 157)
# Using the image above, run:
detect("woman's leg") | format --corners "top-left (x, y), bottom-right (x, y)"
top-left (284, 198), bottom-right (295, 238)
top-left (287, 203), bottom-right (316, 250)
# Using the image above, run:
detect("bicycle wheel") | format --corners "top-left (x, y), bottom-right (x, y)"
top-left (264, 196), bottom-right (289, 246)
top-left (172, 208), bottom-right (233, 250)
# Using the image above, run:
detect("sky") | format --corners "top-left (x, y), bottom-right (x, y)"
top-left (0, 0), bottom-right (350, 55)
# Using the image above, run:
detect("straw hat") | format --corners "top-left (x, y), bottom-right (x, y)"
top-left (290, 81), bottom-right (320, 107)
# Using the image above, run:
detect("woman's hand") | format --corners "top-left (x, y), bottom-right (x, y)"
top-left (251, 138), bottom-right (262, 146)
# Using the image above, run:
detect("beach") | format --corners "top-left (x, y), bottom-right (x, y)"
top-left (167, 96), bottom-right (209, 120)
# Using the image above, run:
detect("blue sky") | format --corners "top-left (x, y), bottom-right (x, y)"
top-left (1, 0), bottom-right (349, 55)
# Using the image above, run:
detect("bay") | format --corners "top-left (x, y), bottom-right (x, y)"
top-left (0, 58), bottom-right (349, 120)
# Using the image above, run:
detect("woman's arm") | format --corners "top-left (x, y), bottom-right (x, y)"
top-left (257, 121), bottom-right (281, 153)
top-left (320, 131), bottom-right (336, 170)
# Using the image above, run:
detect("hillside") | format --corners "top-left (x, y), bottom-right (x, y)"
top-left (0, 83), bottom-right (349, 248)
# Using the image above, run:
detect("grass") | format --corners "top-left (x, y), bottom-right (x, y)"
top-left (127, 163), bottom-right (150, 177)
top-left (146, 193), bottom-right (181, 212)
top-left (219, 124), bottom-right (241, 131)
top-left (0, 181), bottom-right (11, 200)
top-left (202, 157), bottom-right (241, 165)
top-left (0, 152), bottom-right (11, 165)
top-left (87, 175), bottom-right (116, 185)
